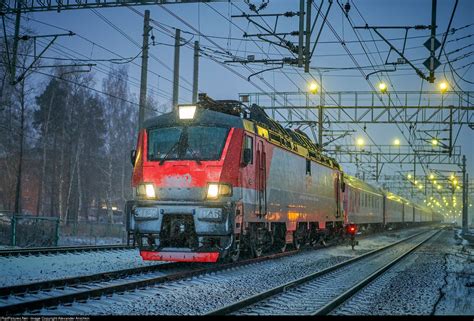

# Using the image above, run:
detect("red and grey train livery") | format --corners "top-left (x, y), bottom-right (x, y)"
top-left (126, 95), bottom-right (442, 263)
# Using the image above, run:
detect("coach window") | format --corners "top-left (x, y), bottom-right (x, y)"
top-left (306, 159), bottom-right (311, 175)
top-left (243, 135), bottom-right (253, 164)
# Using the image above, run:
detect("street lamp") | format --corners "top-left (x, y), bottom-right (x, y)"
top-left (393, 138), bottom-right (400, 146)
top-left (439, 81), bottom-right (448, 94)
top-left (407, 174), bottom-right (412, 179)
top-left (356, 137), bottom-right (365, 147)
top-left (429, 173), bottom-right (435, 180)
top-left (378, 82), bottom-right (387, 93)
top-left (308, 82), bottom-right (319, 94)
top-left (431, 138), bottom-right (438, 146)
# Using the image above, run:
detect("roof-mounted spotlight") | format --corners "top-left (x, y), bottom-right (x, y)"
top-left (178, 104), bottom-right (197, 120)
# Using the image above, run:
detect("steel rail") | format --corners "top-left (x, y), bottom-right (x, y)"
top-left (312, 229), bottom-right (442, 315)
top-left (0, 262), bottom-right (175, 297)
top-left (0, 249), bottom-right (299, 315)
top-left (0, 245), bottom-right (133, 257)
top-left (206, 228), bottom-right (440, 315)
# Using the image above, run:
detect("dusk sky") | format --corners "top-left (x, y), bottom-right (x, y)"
top-left (3, 0), bottom-right (473, 185)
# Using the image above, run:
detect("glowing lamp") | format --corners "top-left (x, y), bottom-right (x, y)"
top-left (308, 82), bottom-right (319, 94)
top-left (206, 183), bottom-right (232, 200)
top-left (178, 105), bottom-right (197, 120)
top-left (378, 82), bottom-right (387, 93)
top-left (356, 138), bottom-right (365, 146)
top-left (439, 81), bottom-right (448, 93)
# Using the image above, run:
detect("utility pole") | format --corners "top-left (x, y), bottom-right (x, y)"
top-left (10, 3), bottom-right (21, 84)
top-left (428, 0), bottom-right (437, 83)
top-left (304, 0), bottom-right (312, 72)
top-left (138, 10), bottom-right (150, 129)
top-left (462, 155), bottom-right (468, 233)
top-left (172, 28), bottom-right (181, 109)
top-left (298, 0), bottom-right (305, 67)
top-left (192, 41), bottom-right (199, 104)
top-left (318, 72), bottom-right (324, 149)
top-left (449, 104), bottom-right (453, 157)
top-left (14, 81), bottom-right (25, 214)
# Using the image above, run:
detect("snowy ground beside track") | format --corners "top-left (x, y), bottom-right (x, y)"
top-left (434, 229), bottom-right (474, 315)
top-left (0, 248), bottom-right (159, 287)
top-left (58, 236), bottom-right (124, 246)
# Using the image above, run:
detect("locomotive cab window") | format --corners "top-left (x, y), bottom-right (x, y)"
top-left (147, 126), bottom-right (229, 161)
top-left (243, 135), bottom-right (253, 165)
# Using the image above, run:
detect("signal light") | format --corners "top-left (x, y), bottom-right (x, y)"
top-left (347, 224), bottom-right (357, 235)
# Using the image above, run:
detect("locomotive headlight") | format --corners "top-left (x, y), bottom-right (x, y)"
top-left (145, 184), bottom-right (156, 198)
top-left (178, 105), bottom-right (197, 120)
top-left (137, 183), bottom-right (156, 199)
top-left (207, 184), bottom-right (219, 199)
top-left (206, 183), bottom-right (232, 200)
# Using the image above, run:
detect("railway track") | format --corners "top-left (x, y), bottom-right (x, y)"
top-left (0, 245), bottom-right (133, 257)
top-left (0, 227), bottom-right (437, 315)
top-left (207, 228), bottom-right (443, 315)
top-left (0, 248), bottom-right (299, 315)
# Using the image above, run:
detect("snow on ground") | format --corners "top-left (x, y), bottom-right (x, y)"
top-left (435, 229), bottom-right (474, 315)
top-left (50, 226), bottom-right (435, 315)
top-left (58, 236), bottom-right (124, 246)
top-left (0, 249), bottom-right (159, 287)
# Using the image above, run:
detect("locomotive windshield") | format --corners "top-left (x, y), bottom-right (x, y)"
top-left (147, 126), bottom-right (229, 162)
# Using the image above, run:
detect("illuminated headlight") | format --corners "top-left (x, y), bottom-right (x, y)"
top-left (197, 208), bottom-right (223, 221)
top-left (206, 183), bottom-right (232, 200)
top-left (178, 105), bottom-right (197, 120)
top-left (137, 183), bottom-right (156, 199)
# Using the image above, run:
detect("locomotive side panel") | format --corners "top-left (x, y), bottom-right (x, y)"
top-left (241, 140), bottom-right (341, 230)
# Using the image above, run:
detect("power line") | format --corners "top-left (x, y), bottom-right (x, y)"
top-left (21, 16), bottom-right (193, 94)
top-left (2, 22), bottom-right (174, 102)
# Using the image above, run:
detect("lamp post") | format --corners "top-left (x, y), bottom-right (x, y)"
top-left (308, 75), bottom-right (324, 150)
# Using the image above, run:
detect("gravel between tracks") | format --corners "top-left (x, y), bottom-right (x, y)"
top-left (44, 227), bottom-right (434, 315)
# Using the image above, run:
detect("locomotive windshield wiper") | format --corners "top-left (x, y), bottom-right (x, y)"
top-left (159, 141), bottom-right (180, 165)
top-left (184, 145), bottom-right (202, 165)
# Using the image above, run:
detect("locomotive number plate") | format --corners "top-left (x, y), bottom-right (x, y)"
top-left (135, 207), bottom-right (159, 219)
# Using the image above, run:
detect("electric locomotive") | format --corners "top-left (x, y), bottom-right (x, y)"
top-left (126, 94), bottom-right (346, 262)
top-left (126, 94), bottom-right (442, 262)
